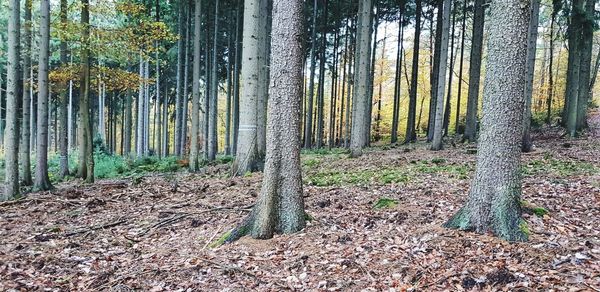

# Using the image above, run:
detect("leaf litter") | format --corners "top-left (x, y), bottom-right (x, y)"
top-left (1, 114), bottom-right (600, 291)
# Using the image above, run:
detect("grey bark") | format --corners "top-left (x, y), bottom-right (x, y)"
top-left (349, 0), bottom-right (373, 157)
top-left (404, 0), bottom-right (422, 143)
top-left (391, 13), bottom-right (404, 144)
top-left (564, 0), bottom-right (583, 137)
top-left (34, 0), bottom-right (52, 191)
top-left (428, 0), bottom-right (443, 142)
top-left (445, 0), bottom-right (531, 242)
top-left (58, 0), bottom-right (70, 178)
top-left (455, 0), bottom-right (467, 134)
top-left (232, 6), bottom-right (242, 156)
top-left (304, 0), bottom-right (318, 149)
top-left (208, 0), bottom-right (220, 161)
top-left (174, 1), bottom-right (186, 156)
top-left (20, 0), bottom-right (32, 186)
top-left (4, 0), bottom-right (21, 200)
top-left (463, 0), bottom-right (485, 142)
top-left (575, 0), bottom-right (596, 130)
top-left (431, 0), bottom-right (451, 151)
top-left (190, 0), bottom-right (202, 171)
top-left (77, 0), bottom-right (94, 183)
top-left (522, 0), bottom-right (540, 153)
top-left (226, 0), bottom-right (306, 241)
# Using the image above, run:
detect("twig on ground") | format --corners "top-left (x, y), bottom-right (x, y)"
top-left (64, 218), bottom-right (127, 237)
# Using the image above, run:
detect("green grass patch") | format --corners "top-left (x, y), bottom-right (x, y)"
top-left (412, 160), bottom-right (472, 179)
top-left (373, 198), bottom-right (399, 209)
top-left (307, 168), bottom-right (410, 186)
top-left (522, 156), bottom-right (597, 177)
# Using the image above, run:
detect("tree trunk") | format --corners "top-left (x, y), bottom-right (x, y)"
top-left (546, 13), bottom-right (555, 124)
top-left (224, 0), bottom-right (306, 241)
top-left (428, 0), bottom-right (443, 142)
top-left (391, 13), bottom-right (404, 144)
top-left (304, 0), bottom-right (318, 149)
top-left (34, 0), bottom-right (53, 191)
top-left (338, 19), bottom-right (350, 146)
top-left (349, 0), bottom-right (373, 157)
top-left (232, 5), bottom-right (242, 156)
top-left (315, 1), bottom-right (327, 149)
top-left (445, 0), bottom-right (530, 242)
top-left (19, 0), bottom-right (32, 186)
top-left (225, 9), bottom-right (234, 156)
top-left (255, 0), bottom-right (269, 158)
top-left (442, 4), bottom-right (457, 136)
top-left (463, 0), bottom-right (485, 142)
top-left (564, 0), bottom-right (583, 137)
top-left (233, 0), bottom-right (265, 175)
top-left (3, 0), bottom-right (21, 200)
top-left (455, 0), bottom-right (467, 134)
top-left (208, 0), bottom-right (220, 161)
top-left (77, 0), bottom-right (94, 183)
top-left (404, 0), bottom-right (421, 143)
top-left (174, 1), bottom-right (186, 156)
top-left (522, 0), bottom-right (540, 153)
top-left (58, 0), bottom-right (70, 178)
top-left (344, 19), bottom-right (356, 148)
top-left (575, 0), bottom-right (596, 130)
top-left (431, 0), bottom-right (451, 151)
top-left (136, 56), bottom-right (145, 158)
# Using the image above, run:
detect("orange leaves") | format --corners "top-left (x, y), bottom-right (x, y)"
top-left (49, 65), bottom-right (146, 93)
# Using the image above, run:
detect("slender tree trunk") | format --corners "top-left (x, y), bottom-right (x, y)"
top-left (463, 0), bottom-right (485, 142)
top-left (34, 0), bottom-right (52, 191)
top-left (404, 0), bottom-right (422, 143)
top-left (224, 0), bottom-right (306, 241)
top-left (374, 26), bottom-right (386, 142)
top-left (338, 19), bottom-right (350, 146)
top-left (4, 0), bottom-right (21, 200)
top-left (232, 5), bottom-right (242, 156)
top-left (58, 0), bottom-right (70, 178)
top-left (208, 0), bottom-right (220, 161)
top-left (315, 1), bottom-right (327, 149)
top-left (174, 1), bottom-right (186, 156)
top-left (136, 56), bottom-right (145, 157)
top-left (304, 0), bottom-right (318, 149)
top-left (124, 89), bottom-right (132, 156)
top-left (428, 0), bottom-right (443, 142)
top-left (431, 0), bottom-right (451, 151)
top-left (442, 4), bottom-right (457, 136)
top-left (564, 0), bottom-right (583, 137)
top-left (344, 19), bottom-right (356, 148)
top-left (391, 13), bottom-right (404, 144)
top-left (445, 0), bottom-right (531, 242)
top-left (20, 0), bottom-right (32, 186)
top-left (455, 0), bottom-right (467, 134)
top-left (78, 0), bottom-right (94, 183)
top-left (255, 0), bottom-right (270, 158)
top-left (225, 10), bottom-right (234, 156)
top-left (546, 15), bottom-right (556, 124)
top-left (367, 3), bottom-right (378, 144)
top-left (328, 23), bottom-right (340, 148)
top-left (522, 0), bottom-right (540, 153)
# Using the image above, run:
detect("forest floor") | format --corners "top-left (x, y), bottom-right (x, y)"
top-left (1, 113), bottom-right (599, 291)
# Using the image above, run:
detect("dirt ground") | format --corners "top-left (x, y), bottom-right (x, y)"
top-left (1, 117), bottom-right (599, 291)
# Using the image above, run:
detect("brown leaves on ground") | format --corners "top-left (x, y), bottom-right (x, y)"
top-left (1, 124), bottom-right (599, 291)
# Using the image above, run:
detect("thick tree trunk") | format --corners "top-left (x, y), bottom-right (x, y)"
top-left (58, 0), bottom-right (70, 178)
top-left (431, 0), bottom-right (451, 151)
top-left (463, 0), bottom-right (485, 142)
top-left (34, 0), bottom-right (52, 191)
top-left (522, 0), bottom-right (540, 153)
top-left (304, 0), bottom-right (318, 149)
top-left (404, 0), bottom-right (421, 143)
top-left (575, 0), bottom-right (596, 130)
top-left (233, 0), bottom-right (265, 175)
top-left (77, 0), bottom-right (94, 183)
top-left (20, 0), bottom-right (32, 186)
top-left (349, 0), bottom-right (373, 157)
top-left (224, 0), bottom-right (306, 241)
top-left (4, 0), bottom-right (21, 200)
top-left (445, 0), bottom-right (530, 242)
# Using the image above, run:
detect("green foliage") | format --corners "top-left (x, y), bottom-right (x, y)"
top-left (373, 198), bottom-right (399, 209)
top-left (522, 155), bottom-right (597, 177)
top-left (216, 155), bottom-right (234, 164)
top-left (520, 200), bottom-right (550, 217)
top-left (519, 219), bottom-right (531, 236)
top-left (302, 148), bottom-right (350, 156)
top-left (412, 161), bottom-right (471, 179)
top-left (209, 230), bottom-right (232, 249)
top-left (302, 158), bottom-right (321, 168)
top-left (307, 168), bottom-right (410, 186)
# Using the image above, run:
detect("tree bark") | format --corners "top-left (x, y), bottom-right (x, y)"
top-left (445, 0), bottom-right (530, 242)
top-left (20, 0), bottom-right (33, 186)
top-left (463, 0), bottom-right (485, 142)
top-left (564, 0), bottom-right (583, 137)
top-left (208, 0), bottom-right (220, 161)
top-left (304, 0), bottom-right (318, 149)
top-left (77, 0), bottom-right (94, 183)
top-left (575, 0), bottom-right (596, 130)
top-left (58, 0), bottom-right (70, 178)
top-left (225, 0), bottom-right (306, 241)
top-left (174, 1), bottom-right (186, 156)
top-left (404, 0), bottom-right (422, 143)
top-left (315, 1), bottom-right (327, 149)
top-left (427, 0), bottom-right (443, 142)
top-left (522, 0), bottom-right (540, 153)
top-left (4, 0), bottom-right (21, 200)
top-left (349, 0), bottom-right (373, 157)
top-left (431, 0), bottom-right (451, 151)
top-left (190, 0), bottom-right (202, 170)
top-left (391, 13), bottom-right (404, 144)
top-left (34, 0), bottom-right (53, 191)
top-left (455, 0), bottom-right (467, 134)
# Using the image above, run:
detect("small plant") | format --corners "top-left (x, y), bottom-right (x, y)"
top-left (373, 198), bottom-right (399, 209)
top-left (431, 158), bottom-right (446, 165)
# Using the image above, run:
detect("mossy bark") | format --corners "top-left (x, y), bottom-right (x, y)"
top-left (445, 0), bottom-right (530, 242)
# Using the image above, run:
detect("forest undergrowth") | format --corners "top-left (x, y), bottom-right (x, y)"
top-left (0, 113), bottom-right (599, 291)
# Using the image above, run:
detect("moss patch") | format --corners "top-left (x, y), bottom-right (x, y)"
top-left (373, 198), bottom-right (399, 209)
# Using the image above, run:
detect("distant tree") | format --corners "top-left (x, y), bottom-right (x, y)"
top-left (20, 0), bottom-right (33, 186)
top-left (404, 0), bottom-right (422, 143)
top-left (446, 0), bottom-right (531, 242)
top-left (463, 0), bottom-right (485, 142)
top-left (190, 0), bottom-right (202, 171)
top-left (522, 0), bottom-right (540, 153)
top-left (77, 0), bottom-right (94, 183)
top-left (431, 0), bottom-right (451, 151)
